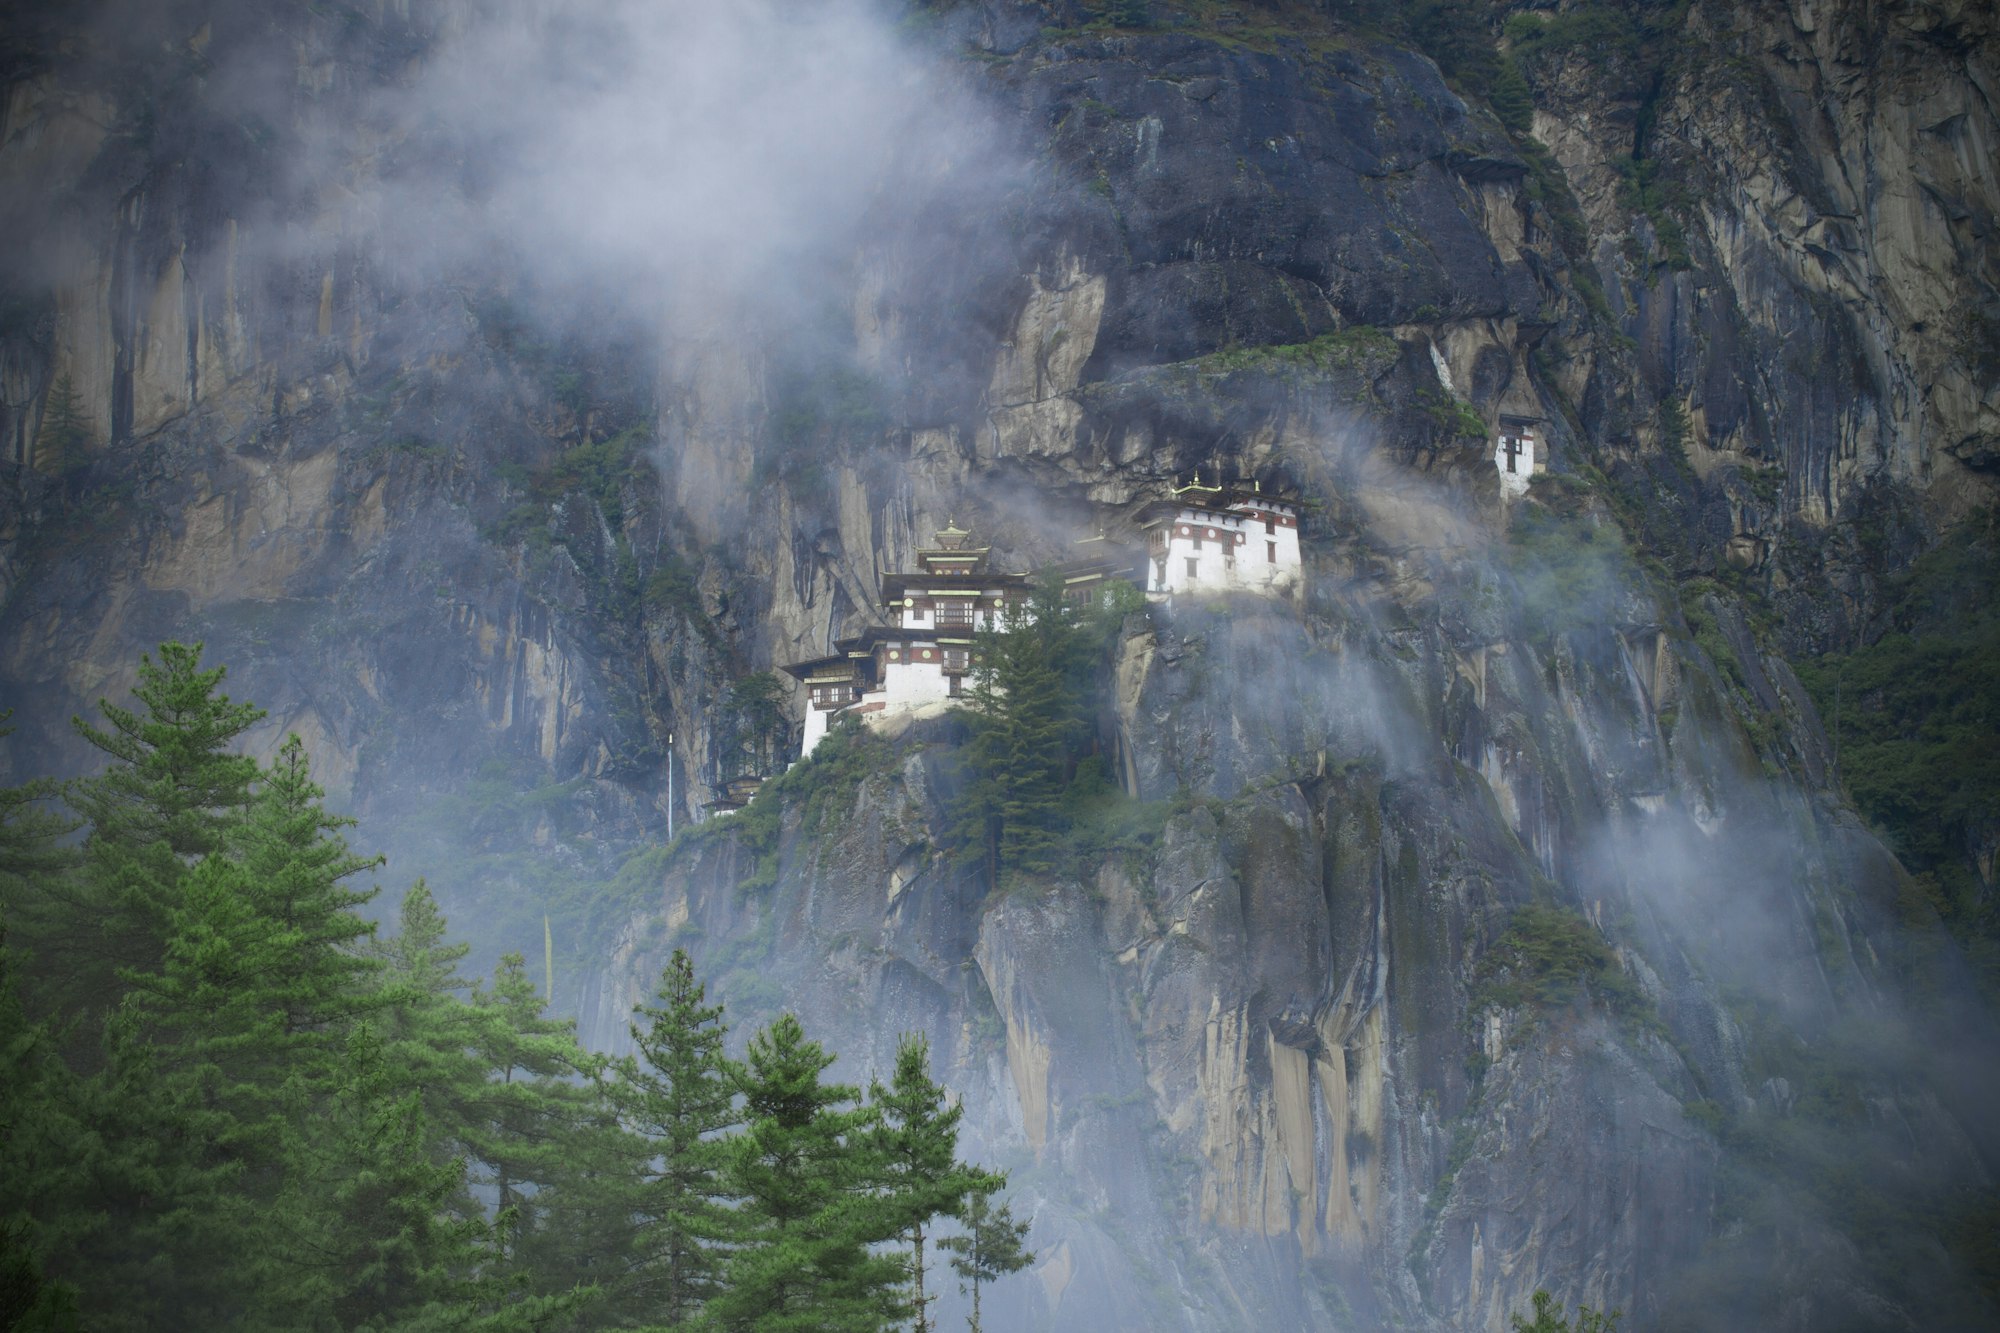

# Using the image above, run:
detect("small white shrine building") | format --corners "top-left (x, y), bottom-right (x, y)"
top-left (1495, 415), bottom-right (1542, 498)
top-left (1136, 475), bottom-right (1302, 598)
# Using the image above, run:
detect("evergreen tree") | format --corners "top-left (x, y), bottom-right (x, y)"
top-left (253, 1019), bottom-right (484, 1330)
top-left (0, 914), bottom-right (84, 1331)
top-left (1511, 1290), bottom-right (1622, 1332)
top-left (377, 879), bottom-right (473, 1003)
top-left (27, 643), bottom-right (265, 1021)
top-left (953, 572), bottom-right (1088, 882)
top-left (715, 1013), bottom-right (904, 1331)
top-left (67, 737), bottom-right (388, 1324)
top-left (33, 373), bottom-right (93, 476)
top-left (362, 885), bottom-right (601, 1330)
top-left (461, 951), bottom-right (630, 1323)
top-left (0, 710), bottom-right (75, 894)
top-left (69, 642), bottom-right (265, 859)
top-left (938, 1191), bottom-right (1032, 1333)
top-left (864, 1035), bottom-right (1001, 1331)
top-left (237, 734), bottom-right (384, 1036)
top-left (618, 949), bottom-right (740, 1325)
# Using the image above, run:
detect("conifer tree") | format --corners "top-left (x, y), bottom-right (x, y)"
top-left (377, 879), bottom-right (472, 1003)
top-left (618, 949), bottom-right (740, 1325)
top-left (865, 1035), bottom-right (1000, 1331)
top-left (363, 885), bottom-right (602, 1329)
top-left (954, 572), bottom-right (1089, 881)
top-left (715, 1013), bottom-right (904, 1331)
top-left (0, 913), bottom-right (84, 1331)
top-left (67, 737), bottom-right (387, 1323)
top-left (462, 951), bottom-right (636, 1325)
top-left (33, 373), bottom-right (93, 476)
top-left (0, 710), bottom-right (75, 895)
top-left (253, 1019), bottom-right (482, 1330)
top-left (30, 643), bottom-right (265, 1021)
top-left (467, 954), bottom-right (593, 1255)
top-left (237, 734), bottom-right (383, 1036)
top-left (938, 1190), bottom-right (1033, 1333)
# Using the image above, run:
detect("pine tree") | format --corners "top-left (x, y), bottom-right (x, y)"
top-left (377, 879), bottom-right (472, 1003)
top-left (360, 884), bottom-right (604, 1330)
top-left (0, 913), bottom-right (84, 1331)
top-left (33, 373), bottom-right (93, 476)
top-left (54, 736), bottom-right (390, 1324)
top-left (0, 710), bottom-right (75, 895)
top-left (253, 1019), bottom-right (483, 1330)
top-left (865, 1035), bottom-right (1001, 1332)
top-left (237, 734), bottom-right (384, 1037)
top-left (954, 572), bottom-right (1089, 882)
top-left (28, 643), bottom-right (265, 1022)
top-left (714, 1013), bottom-right (904, 1331)
top-left (938, 1190), bottom-right (1033, 1333)
top-left (458, 951), bottom-right (631, 1326)
top-left (618, 949), bottom-right (740, 1325)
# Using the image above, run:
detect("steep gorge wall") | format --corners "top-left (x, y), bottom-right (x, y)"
top-left (1, 1), bottom-right (1995, 1327)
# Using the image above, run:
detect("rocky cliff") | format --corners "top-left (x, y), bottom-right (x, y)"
top-left (2, 1), bottom-right (1995, 1328)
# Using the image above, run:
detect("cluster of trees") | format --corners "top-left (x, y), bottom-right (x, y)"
top-left (950, 572), bottom-right (1146, 885)
top-left (0, 644), bottom-right (1030, 1330)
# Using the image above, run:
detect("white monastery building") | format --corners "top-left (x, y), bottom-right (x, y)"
top-left (1137, 475), bottom-right (1302, 598)
top-left (782, 522), bottom-right (1029, 759)
top-left (782, 480), bottom-right (1306, 761)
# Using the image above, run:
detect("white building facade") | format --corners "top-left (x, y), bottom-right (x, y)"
top-left (1494, 416), bottom-right (1541, 498)
top-left (1139, 478), bottom-right (1302, 598)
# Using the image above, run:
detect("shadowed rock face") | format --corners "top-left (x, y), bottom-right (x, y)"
top-left (2, 1), bottom-right (1996, 1328)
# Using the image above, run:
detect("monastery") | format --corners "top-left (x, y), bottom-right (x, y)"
top-left (782, 521), bottom-right (1032, 758)
top-left (782, 477), bottom-right (1307, 759)
top-left (777, 433), bottom-right (1537, 761)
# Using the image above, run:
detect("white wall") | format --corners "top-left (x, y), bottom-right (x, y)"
top-left (880, 655), bottom-right (954, 710)
top-left (1495, 430), bottom-right (1536, 498)
top-left (1148, 508), bottom-right (1245, 594)
top-left (1147, 505), bottom-right (1301, 597)
top-left (801, 702), bottom-right (835, 758)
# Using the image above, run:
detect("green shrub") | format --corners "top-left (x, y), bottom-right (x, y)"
top-left (1474, 903), bottom-right (1652, 1024)
top-left (1794, 511), bottom-right (2000, 990)
top-left (1195, 327), bottom-right (1398, 377)
top-left (1506, 502), bottom-right (1636, 641)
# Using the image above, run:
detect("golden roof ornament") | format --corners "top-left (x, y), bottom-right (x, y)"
top-left (934, 517), bottom-right (972, 551)
top-left (1170, 470), bottom-right (1224, 497)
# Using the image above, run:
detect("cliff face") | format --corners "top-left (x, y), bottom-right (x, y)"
top-left (2, 1), bottom-right (1996, 1328)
